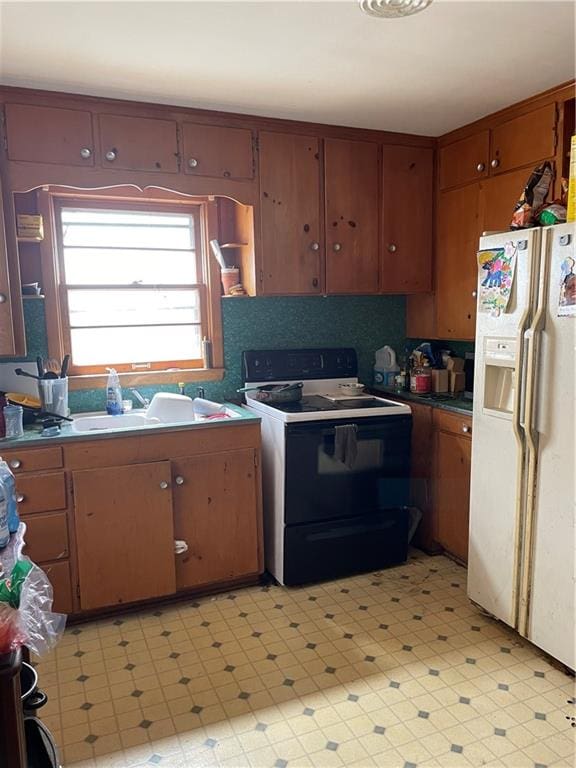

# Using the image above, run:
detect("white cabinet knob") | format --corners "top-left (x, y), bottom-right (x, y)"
top-left (188, 158), bottom-right (199, 168)
top-left (9, 459), bottom-right (21, 469)
top-left (175, 476), bottom-right (184, 486)
top-left (80, 147), bottom-right (92, 159)
top-left (310, 242), bottom-right (320, 251)
top-left (105, 150), bottom-right (117, 162)
top-left (476, 162), bottom-right (485, 172)
top-left (16, 493), bottom-right (25, 503)
top-left (0, 293), bottom-right (7, 304)
top-left (159, 480), bottom-right (169, 490)
top-left (490, 158), bottom-right (499, 169)
top-left (388, 244), bottom-right (397, 253)
top-left (472, 290), bottom-right (477, 298)
top-left (462, 425), bottom-right (471, 434)
top-left (333, 243), bottom-right (342, 252)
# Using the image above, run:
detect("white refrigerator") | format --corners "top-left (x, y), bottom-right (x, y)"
top-left (468, 222), bottom-right (575, 670)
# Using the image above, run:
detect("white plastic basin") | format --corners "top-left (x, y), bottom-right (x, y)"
top-left (72, 413), bottom-right (159, 432)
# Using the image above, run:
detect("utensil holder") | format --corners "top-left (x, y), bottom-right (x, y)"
top-left (38, 378), bottom-right (69, 418)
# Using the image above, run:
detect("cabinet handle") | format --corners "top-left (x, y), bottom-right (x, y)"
top-left (16, 493), bottom-right (24, 503)
top-left (462, 425), bottom-right (471, 434)
top-left (490, 158), bottom-right (499, 169)
top-left (333, 243), bottom-right (342, 252)
top-left (80, 147), bottom-right (92, 159)
top-left (188, 158), bottom-right (199, 168)
top-left (387, 244), bottom-right (397, 253)
top-left (472, 290), bottom-right (477, 298)
top-left (476, 162), bottom-right (485, 172)
top-left (159, 480), bottom-right (169, 490)
top-left (0, 294), bottom-right (7, 304)
top-left (9, 459), bottom-right (21, 469)
top-left (312, 278), bottom-right (319, 288)
top-left (105, 150), bottom-right (117, 162)
top-left (175, 476), bottom-right (184, 486)
top-left (310, 242), bottom-right (320, 251)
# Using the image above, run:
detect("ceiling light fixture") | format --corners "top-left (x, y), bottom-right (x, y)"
top-left (359, 0), bottom-right (433, 19)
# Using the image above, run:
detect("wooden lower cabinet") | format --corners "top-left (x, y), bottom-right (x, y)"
top-left (173, 448), bottom-right (260, 590)
top-left (433, 410), bottom-right (472, 562)
top-left (73, 461), bottom-right (176, 611)
top-left (406, 402), bottom-right (438, 553)
top-left (42, 560), bottom-right (73, 615)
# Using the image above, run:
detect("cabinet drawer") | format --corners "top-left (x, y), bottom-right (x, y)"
top-left (15, 472), bottom-right (67, 515)
top-left (1, 446), bottom-right (63, 474)
top-left (439, 131), bottom-right (489, 190)
top-left (22, 512), bottom-right (69, 564)
top-left (5, 103), bottom-right (95, 167)
top-left (42, 560), bottom-right (73, 615)
top-left (490, 104), bottom-right (557, 175)
top-left (99, 114), bottom-right (179, 173)
top-left (433, 409), bottom-right (472, 438)
top-left (182, 123), bottom-right (254, 179)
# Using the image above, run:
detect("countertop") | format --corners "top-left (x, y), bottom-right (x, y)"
top-left (0, 403), bottom-right (260, 449)
top-left (371, 386), bottom-right (473, 416)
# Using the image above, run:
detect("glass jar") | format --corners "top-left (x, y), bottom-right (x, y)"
top-left (3, 404), bottom-right (24, 439)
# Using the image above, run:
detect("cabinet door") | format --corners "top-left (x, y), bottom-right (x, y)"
top-left (182, 123), bottom-right (253, 179)
top-left (439, 131), bottom-right (489, 190)
top-left (479, 166), bottom-right (536, 233)
top-left (259, 131), bottom-right (322, 294)
top-left (490, 104), bottom-right (557, 175)
top-left (325, 138), bottom-right (379, 294)
top-left (435, 182), bottom-right (481, 340)
top-left (172, 449), bottom-right (260, 590)
top-left (73, 461), bottom-right (176, 610)
top-left (4, 103), bottom-right (95, 166)
top-left (406, 293), bottom-right (436, 338)
top-left (381, 145), bottom-right (433, 293)
top-left (434, 428), bottom-right (471, 563)
top-left (42, 560), bottom-right (73, 615)
top-left (99, 114), bottom-right (179, 172)
top-left (408, 403), bottom-right (439, 552)
top-left (0, 182), bottom-right (16, 355)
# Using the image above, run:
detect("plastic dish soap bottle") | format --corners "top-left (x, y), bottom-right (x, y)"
top-left (374, 345), bottom-right (400, 387)
top-left (106, 368), bottom-right (123, 415)
top-left (0, 458), bottom-right (18, 534)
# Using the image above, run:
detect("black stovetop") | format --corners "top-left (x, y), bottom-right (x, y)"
top-left (264, 395), bottom-right (397, 413)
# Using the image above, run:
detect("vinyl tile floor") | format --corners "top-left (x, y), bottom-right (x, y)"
top-left (35, 552), bottom-right (575, 768)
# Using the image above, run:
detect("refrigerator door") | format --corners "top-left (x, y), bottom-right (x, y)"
top-left (468, 227), bottom-right (541, 627)
top-left (521, 223), bottom-right (575, 669)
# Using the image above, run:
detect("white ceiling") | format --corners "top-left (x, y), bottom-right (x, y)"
top-left (0, 0), bottom-right (574, 136)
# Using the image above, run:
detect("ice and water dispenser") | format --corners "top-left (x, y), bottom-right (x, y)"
top-left (482, 337), bottom-right (517, 415)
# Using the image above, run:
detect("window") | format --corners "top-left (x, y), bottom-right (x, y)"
top-left (54, 200), bottom-right (211, 375)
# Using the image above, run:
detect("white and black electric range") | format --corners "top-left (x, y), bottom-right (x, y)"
top-left (242, 348), bottom-right (413, 586)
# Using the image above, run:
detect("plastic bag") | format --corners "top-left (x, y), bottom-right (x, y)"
top-left (0, 522), bottom-right (66, 656)
top-left (510, 162), bottom-right (553, 229)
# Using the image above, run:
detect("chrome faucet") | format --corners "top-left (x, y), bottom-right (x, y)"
top-left (197, 386), bottom-right (205, 399)
top-left (130, 388), bottom-right (150, 408)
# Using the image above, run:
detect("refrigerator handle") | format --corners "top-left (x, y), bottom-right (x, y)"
top-left (518, 331), bottom-right (532, 429)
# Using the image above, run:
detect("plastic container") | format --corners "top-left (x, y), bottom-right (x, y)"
top-left (0, 459), bottom-right (18, 534)
top-left (410, 364), bottom-right (432, 394)
top-left (221, 267), bottom-right (240, 295)
top-left (374, 345), bottom-right (400, 387)
top-left (105, 368), bottom-right (123, 415)
top-left (38, 378), bottom-right (68, 418)
top-left (3, 404), bottom-right (23, 439)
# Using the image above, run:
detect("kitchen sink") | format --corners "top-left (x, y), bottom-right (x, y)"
top-left (72, 413), bottom-right (160, 432)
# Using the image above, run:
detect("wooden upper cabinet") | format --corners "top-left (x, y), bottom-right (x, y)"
top-left (259, 131), bottom-right (322, 295)
top-left (182, 123), bottom-right (253, 179)
top-left (172, 448), bottom-right (260, 590)
top-left (439, 131), bottom-right (489, 190)
top-left (98, 114), bottom-right (179, 173)
top-left (490, 103), bottom-right (557, 175)
top-left (479, 166), bottom-right (532, 234)
top-left (4, 103), bottom-right (95, 167)
top-left (435, 182), bottom-right (481, 340)
top-left (0, 183), bottom-right (16, 356)
top-left (73, 461), bottom-right (176, 610)
top-left (324, 138), bottom-right (379, 294)
top-left (381, 145), bottom-right (433, 293)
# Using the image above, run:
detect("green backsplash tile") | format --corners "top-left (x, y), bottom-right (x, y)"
top-left (8, 295), bottom-right (408, 412)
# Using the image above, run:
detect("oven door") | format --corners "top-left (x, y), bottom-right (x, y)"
top-left (284, 415), bottom-right (411, 525)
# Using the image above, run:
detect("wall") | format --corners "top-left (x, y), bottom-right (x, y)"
top-left (0, 295), bottom-right (407, 412)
